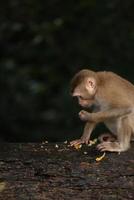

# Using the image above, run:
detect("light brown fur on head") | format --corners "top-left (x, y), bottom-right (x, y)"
top-left (70, 69), bottom-right (97, 95)
top-left (70, 69), bottom-right (98, 107)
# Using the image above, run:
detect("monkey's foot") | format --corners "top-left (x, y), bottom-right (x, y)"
top-left (97, 142), bottom-right (128, 152)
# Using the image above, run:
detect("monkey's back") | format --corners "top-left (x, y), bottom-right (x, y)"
top-left (97, 71), bottom-right (134, 106)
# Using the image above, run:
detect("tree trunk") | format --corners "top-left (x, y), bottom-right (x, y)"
top-left (0, 142), bottom-right (133, 199)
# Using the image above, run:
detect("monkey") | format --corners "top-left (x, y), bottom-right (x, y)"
top-left (70, 69), bottom-right (134, 152)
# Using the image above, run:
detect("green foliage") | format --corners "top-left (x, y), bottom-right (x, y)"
top-left (0, 0), bottom-right (134, 141)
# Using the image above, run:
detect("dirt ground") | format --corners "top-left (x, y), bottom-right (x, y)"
top-left (0, 142), bottom-right (133, 200)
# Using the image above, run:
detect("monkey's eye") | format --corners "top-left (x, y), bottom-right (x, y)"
top-left (79, 96), bottom-right (84, 100)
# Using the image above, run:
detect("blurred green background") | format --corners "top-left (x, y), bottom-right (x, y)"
top-left (0, 0), bottom-right (134, 142)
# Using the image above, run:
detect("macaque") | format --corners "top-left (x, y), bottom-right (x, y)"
top-left (70, 69), bottom-right (134, 152)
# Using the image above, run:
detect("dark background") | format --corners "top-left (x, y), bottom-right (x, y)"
top-left (0, 0), bottom-right (134, 142)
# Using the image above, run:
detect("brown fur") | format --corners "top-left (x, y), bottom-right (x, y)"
top-left (70, 69), bottom-right (134, 152)
top-left (70, 69), bottom-right (97, 94)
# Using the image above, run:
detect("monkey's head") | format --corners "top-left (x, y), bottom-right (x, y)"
top-left (70, 69), bottom-right (97, 108)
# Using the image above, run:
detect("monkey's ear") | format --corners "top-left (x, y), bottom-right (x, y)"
top-left (85, 78), bottom-right (96, 93)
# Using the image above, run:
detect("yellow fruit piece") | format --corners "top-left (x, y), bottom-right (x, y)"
top-left (74, 144), bottom-right (82, 149)
top-left (88, 138), bottom-right (98, 146)
top-left (96, 152), bottom-right (106, 161)
top-left (0, 182), bottom-right (6, 192)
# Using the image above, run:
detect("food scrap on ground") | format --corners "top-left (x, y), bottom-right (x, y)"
top-left (96, 152), bottom-right (106, 162)
top-left (40, 139), bottom-right (106, 162)
top-left (71, 139), bottom-right (106, 161)
top-left (73, 144), bottom-right (82, 150)
top-left (55, 144), bottom-right (59, 148)
top-left (72, 138), bottom-right (98, 150)
top-left (88, 138), bottom-right (98, 146)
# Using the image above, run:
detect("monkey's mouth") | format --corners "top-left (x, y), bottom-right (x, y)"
top-left (79, 104), bottom-right (89, 108)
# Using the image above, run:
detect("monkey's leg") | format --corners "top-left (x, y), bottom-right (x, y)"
top-left (70, 122), bottom-right (96, 146)
top-left (97, 118), bottom-right (132, 152)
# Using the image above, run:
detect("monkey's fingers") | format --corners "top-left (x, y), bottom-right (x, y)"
top-left (97, 142), bottom-right (116, 152)
top-left (97, 142), bottom-right (108, 151)
top-left (70, 139), bottom-right (84, 146)
top-left (79, 110), bottom-right (91, 121)
top-left (98, 146), bottom-right (107, 152)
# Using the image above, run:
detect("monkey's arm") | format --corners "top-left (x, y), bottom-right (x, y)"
top-left (79, 107), bottom-right (132, 123)
top-left (70, 122), bottom-right (96, 146)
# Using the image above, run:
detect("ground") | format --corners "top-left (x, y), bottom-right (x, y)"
top-left (0, 142), bottom-right (133, 200)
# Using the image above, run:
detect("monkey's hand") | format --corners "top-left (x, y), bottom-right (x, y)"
top-left (79, 110), bottom-right (92, 121)
top-left (70, 137), bottom-right (89, 146)
top-left (70, 122), bottom-right (96, 147)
